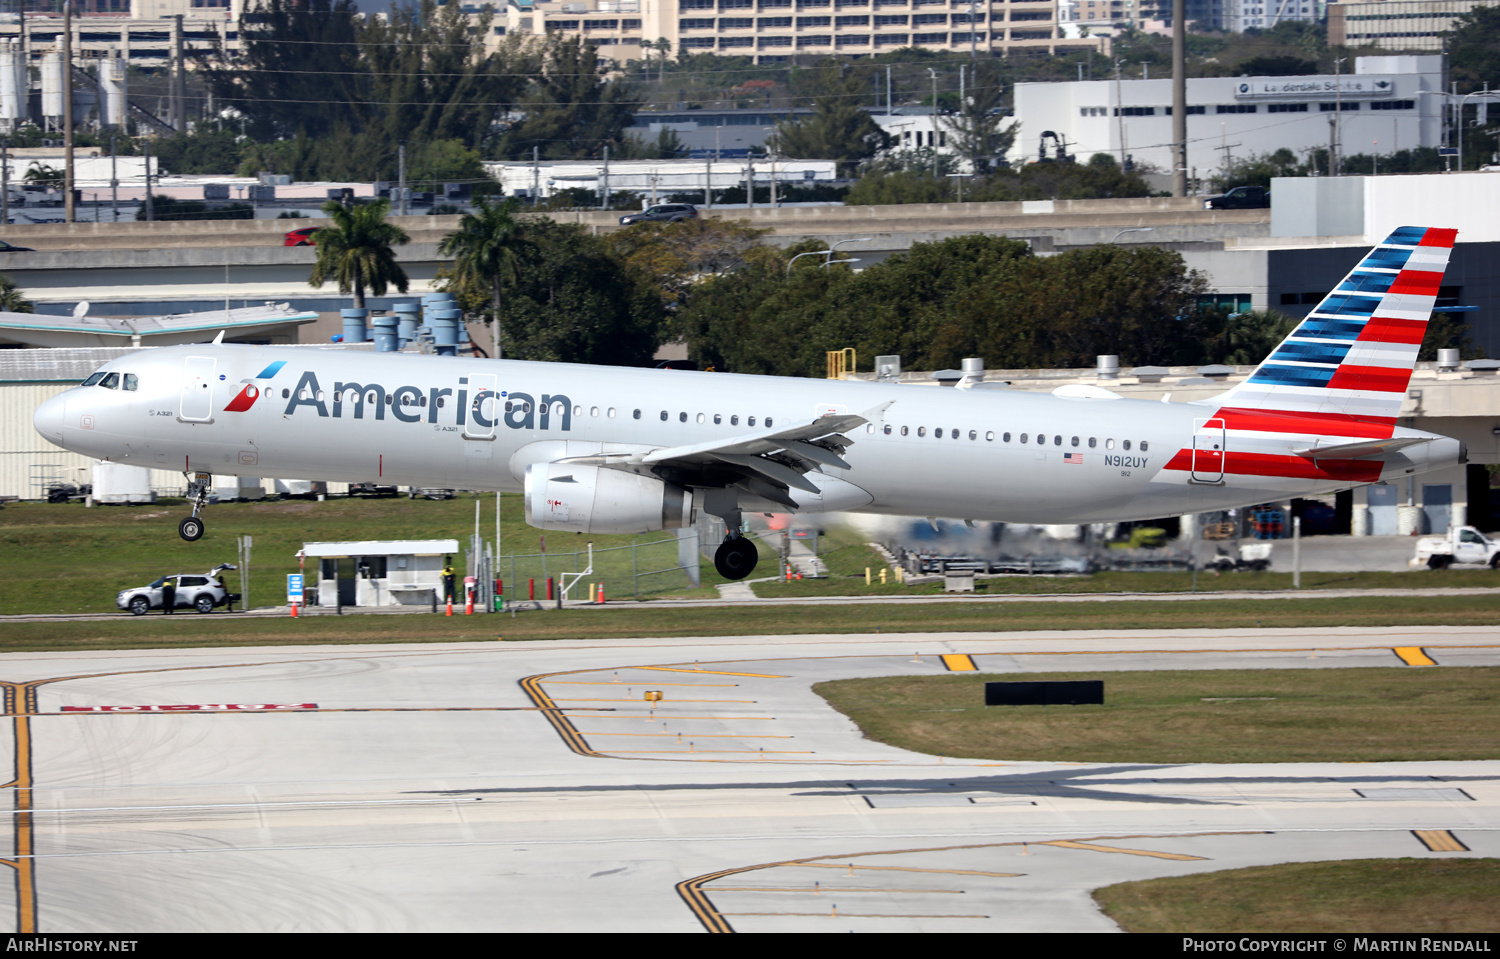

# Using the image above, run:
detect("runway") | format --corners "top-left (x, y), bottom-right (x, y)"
top-left (0, 625), bottom-right (1496, 932)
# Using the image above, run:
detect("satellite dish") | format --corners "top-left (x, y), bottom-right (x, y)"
top-left (72, 300), bottom-right (89, 318)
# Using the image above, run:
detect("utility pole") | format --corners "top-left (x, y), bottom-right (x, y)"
top-left (63, 0), bottom-right (73, 224)
top-left (2, 139), bottom-right (8, 228)
top-left (171, 15), bottom-right (185, 132)
top-left (110, 134), bottom-right (117, 221)
top-left (745, 157), bottom-right (754, 209)
top-left (1333, 56), bottom-right (1346, 175)
top-left (969, 0), bottom-right (977, 61)
top-left (531, 146), bottom-right (539, 207)
top-left (928, 67), bottom-right (939, 177)
top-left (1171, 0), bottom-right (1187, 197)
top-left (1115, 59), bottom-right (1126, 168)
top-left (397, 142), bottom-right (407, 215)
top-left (601, 144), bottom-right (610, 211)
top-left (143, 138), bottom-right (153, 221)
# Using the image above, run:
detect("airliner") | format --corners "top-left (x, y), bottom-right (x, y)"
top-left (33, 226), bottom-right (1465, 580)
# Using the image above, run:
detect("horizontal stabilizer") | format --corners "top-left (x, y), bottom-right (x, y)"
top-left (1292, 436), bottom-right (1431, 460)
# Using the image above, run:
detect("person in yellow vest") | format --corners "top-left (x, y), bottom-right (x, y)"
top-left (442, 561), bottom-right (456, 604)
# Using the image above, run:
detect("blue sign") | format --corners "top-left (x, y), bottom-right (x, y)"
top-left (287, 574), bottom-right (304, 603)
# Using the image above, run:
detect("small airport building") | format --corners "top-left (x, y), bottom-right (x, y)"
top-left (301, 540), bottom-right (459, 609)
top-left (1013, 55), bottom-right (1445, 178)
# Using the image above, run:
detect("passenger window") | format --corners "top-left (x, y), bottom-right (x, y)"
top-left (1037, 434), bottom-right (1046, 444)
top-left (1088, 437), bottom-right (1097, 448)
top-left (985, 431), bottom-right (993, 441)
top-left (969, 430), bottom-right (977, 440)
top-left (731, 415), bottom-right (739, 426)
top-left (714, 414), bottom-right (721, 425)
top-left (1106, 439), bottom-right (1115, 450)
top-left (765, 417), bottom-right (772, 427)
top-left (100, 372), bottom-right (119, 389)
top-left (1020, 433), bottom-right (1028, 444)
top-left (748, 416), bottom-right (756, 426)
top-left (1140, 440), bottom-right (1149, 452)
top-left (1054, 435), bottom-right (1062, 446)
top-left (82, 372), bottom-right (105, 386)
top-left (608, 408), bottom-right (616, 418)
top-left (918, 427), bottom-right (926, 437)
top-left (935, 428), bottom-right (943, 439)
top-left (1071, 436), bottom-right (1079, 447)
top-left (1003, 432), bottom-right (1011, 442)
top-left (901, 426), bottom-right (909, 436)
top-left (696, 413), bottom-right (705, 424)
top-left (591, 406), bottom-right (599, 417)
top-left (679, 412), bottom-right (687, 423)
top-left (884, 425), bottom-right (893, 435)
top-left (574, 405), bottom-right (582, 417)
top-left (633, 409), bottom-right (641, 419)
top-left (123, 373), bottom-right (138, 391)
top-left (1123, 440), bottom-right (1132, 451)
top-left (282, 388), bottom-right (290, 399)
top-left (660, 411), bottom-right (668, 421)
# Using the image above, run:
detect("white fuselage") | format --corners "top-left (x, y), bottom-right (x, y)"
top-left (34, 344), bottom-right (1463, 526)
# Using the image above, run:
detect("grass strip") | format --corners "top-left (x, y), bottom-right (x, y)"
top-left (3, 595), bottom-right (1500, 654)
top-left (1094, 859), bottom-right (1500, 933)
top-left (813, 667), bottom-right (1500, 763)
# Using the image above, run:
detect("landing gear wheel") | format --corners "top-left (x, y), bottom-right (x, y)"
top-left (714, 537), bottom-right (760, 581)
top-left (179, 517), bottom-right (204, 542)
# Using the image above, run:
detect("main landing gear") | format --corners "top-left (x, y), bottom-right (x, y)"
top-left (714, 534), bottom-right (760, 581)
top-left (179, 471), bottom-right (211, 542)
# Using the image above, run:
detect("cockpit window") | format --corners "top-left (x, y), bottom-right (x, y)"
top-left (123, 373), bottom-right (138, 391)
top-left (99, 372), bottom-right (119, 389)
top-left (82, 372), bottom-right (105, 386)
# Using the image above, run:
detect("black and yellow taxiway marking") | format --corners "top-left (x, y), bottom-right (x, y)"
top-left (678, 831), bottom-right (1257, 932)
top-left (940, 654), bottom-right (977, 671)
top-left (1393, 647), bottom-right (1438, 666)
top-left (1412, 829), bottom-right (1470, 852)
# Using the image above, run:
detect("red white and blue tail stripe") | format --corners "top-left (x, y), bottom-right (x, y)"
top-left (1216, 225), bottom-right (1456, 427)
top-left (1162, 226), bottom-right (1457, 487)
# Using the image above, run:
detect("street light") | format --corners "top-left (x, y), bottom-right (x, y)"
top-left (825, 236), bottom-right (872, 268)
top-left (1111, 227), bottom-right (1154, 243)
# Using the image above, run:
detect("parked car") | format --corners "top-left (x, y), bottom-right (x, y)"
top-left (1203, 186), bottom-right (1271, 210)
top-left (618, 203), bottom-right (698, 226)
top-left (117, 564), bottom-right (239, 615)
top-left (0, 240), bottom-right (34, 252)
top-left (284, 226), bottom-right (319, 247)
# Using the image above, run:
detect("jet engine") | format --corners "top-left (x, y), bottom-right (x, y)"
top-left (524, 463), bottom-right (694, 534)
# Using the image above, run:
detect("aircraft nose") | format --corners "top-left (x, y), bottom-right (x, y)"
top-left (33, 393), bottom-right (66, 447)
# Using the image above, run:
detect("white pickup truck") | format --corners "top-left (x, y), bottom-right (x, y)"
top-left (1410, 526), bottom-right (1500, 569)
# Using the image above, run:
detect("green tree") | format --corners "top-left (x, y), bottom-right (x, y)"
top-left (773, 60), bottom-right (887, 173)
top-left (497, 219), bottom-right (665, 366)
top-left (308, 198), bottom-right (411, 310)
top-left (496, 36), bottom-right (641, 160)
top-left (0, 274), bottom-right (34, 313)
top-left (1447, 5), bottom-right (1500, 94)
top-left (940, 60), bottom-right (1018, 173)
top-left (1211, 147), bottom-right (1304, 191)
top-left (153, 128), bottom-right (246, 175)
top-left (199, 0), bottom-right (365, 141)
top-left (438, 197), bottom-right (528, 358)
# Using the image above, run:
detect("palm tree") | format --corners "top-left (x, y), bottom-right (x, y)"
top-left (308, 198), bottom-right (411, 310)
top-left (438, 196), bottom-right (526, 359)
top-left (0, 274), bottom-right (33, 313)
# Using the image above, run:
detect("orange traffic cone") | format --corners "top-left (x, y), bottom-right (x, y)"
top-left (446, 600), bottom-right (453, 616)
top-left (290, 602), bottom-right (298, 618)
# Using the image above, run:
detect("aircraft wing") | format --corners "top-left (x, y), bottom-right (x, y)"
top-left (1292, 437), bottom-right (1432, 460)
top-left (557, 403), bottom-right (890, 509)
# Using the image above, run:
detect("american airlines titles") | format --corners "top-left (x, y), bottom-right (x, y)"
top-left (280, 371), bottom-right (572, 432)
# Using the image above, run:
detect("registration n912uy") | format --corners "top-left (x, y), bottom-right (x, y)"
top-left (33, 226), bottom-right (1466, 580)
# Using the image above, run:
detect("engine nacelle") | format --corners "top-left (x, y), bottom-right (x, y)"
top-left (524, 463), bottom-right (693, 534)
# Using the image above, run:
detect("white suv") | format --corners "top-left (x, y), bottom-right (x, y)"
top-left (117, 565), bottom-right (238, 615)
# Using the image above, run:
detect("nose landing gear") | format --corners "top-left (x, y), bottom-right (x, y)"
top-left (179, 471), bottom-right (211, 542)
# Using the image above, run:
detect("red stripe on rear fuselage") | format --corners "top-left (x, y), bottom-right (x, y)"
top-left (1212, 407), bottom-right (1397, 439)
top-left (1164, 449), bottom-right (1383, 483)
top-left (1388, 269), bottom-right (1443, 296)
